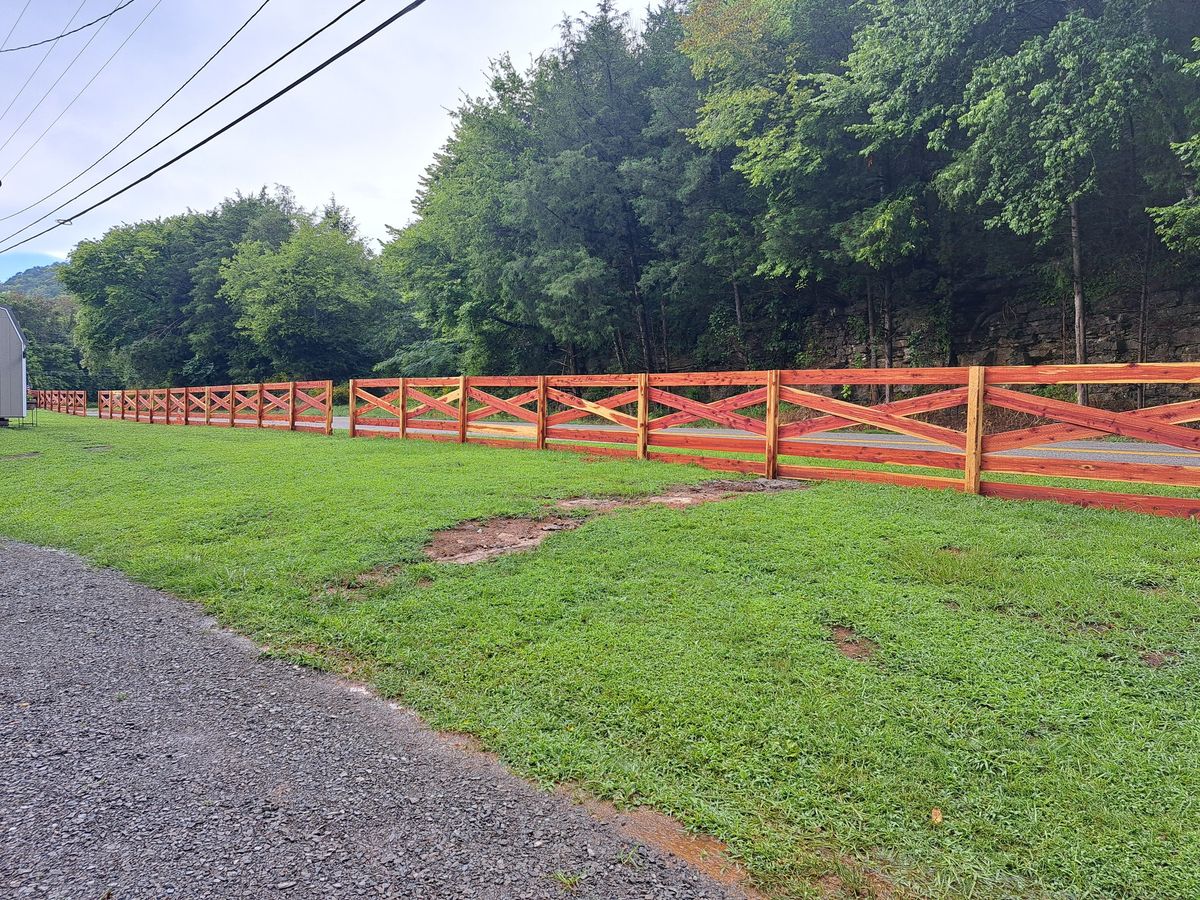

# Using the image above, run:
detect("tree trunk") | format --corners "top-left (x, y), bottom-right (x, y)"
top-left (882, 276), bottom-right (894, 403)
top-left (659, 294), bottom-right (670, 372)
top-left (732, 279), bottom-right (744, 329)
top-left (1070, 200), bottom-right (1088, 406)
top-left (1136, 219), bottom-right (1154, 408)
top-left (865, 278), bottom-right (878, 404)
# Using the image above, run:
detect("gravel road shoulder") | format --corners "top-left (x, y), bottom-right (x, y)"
top-left (0, 540), bottom-right (741, 900)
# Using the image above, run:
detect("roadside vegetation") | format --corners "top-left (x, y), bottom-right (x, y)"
top-left (2, 415), bottom-right (1197, 898)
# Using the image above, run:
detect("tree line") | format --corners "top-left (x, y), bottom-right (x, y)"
top-left (8, 0), bottom-right (1200, 390)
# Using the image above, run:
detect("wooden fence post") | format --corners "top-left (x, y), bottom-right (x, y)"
top-left (288, 382), bottom-right (297, 431)
top-left (765, 369), bottom-right (781, 479)
top-left (963, 365), bottom-right (986, 495)
top-left (324, 381), bottom-right (333, 435)
top-left (255, 383), bottom-right (264, 429)
top-left (183, 388), bottom-right (191, 426)
top-left (204, 387), bottom-right (211, 426)
top-left (399, 377), bottom-right (408, 439)
top-left (536, 375), bottom-right (548, 450)
top-left (457, 374), bottom-right (469, 444)
top-left (636, 372), bottom-right (649, 460)
top-left (348, 378), bottom-right (358, 438)
top-left (228, 385), bottom-right (236, 427)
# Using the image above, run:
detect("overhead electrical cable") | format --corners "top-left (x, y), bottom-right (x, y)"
top-left (0, 0), bottom-right (125, 156)
top-left (0, 0), bottom-right (137, 54)
top-left (0, 0), bottom-right (272, 222)
top-left (0, 0), bottom-right (401, 241)
top-left (1, 0), bottom-right (164, 181)
top-left (0, 0), bottom-right (433, 254)
top-left (0, 1), bottom-right (35, 51)
top-left (0, 0), bottom-right (87, 128)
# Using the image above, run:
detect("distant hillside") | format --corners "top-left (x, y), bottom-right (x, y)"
top-left (2, 263), bottom-right (67, 300)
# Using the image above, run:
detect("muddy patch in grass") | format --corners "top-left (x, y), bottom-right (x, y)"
top-left (0, 451), bottom-right (41, 460)
top-left (556, 785), bottom-right (764, 898)
top-left (83, 444), bottom-right (113, 452)
top-left (427, 515), bottom-right (581, 564)
top-left (1140, 649), bottom-right (1181, 669)
top-left (829, 625), bottom-right (878, 661)
top-left (427, 480), bottom-right (808, 564)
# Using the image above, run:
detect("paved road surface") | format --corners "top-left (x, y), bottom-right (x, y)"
top-left (0, 541), bottom-right (740, 900)
top-left (84, 408), bottom-right (1200, 467)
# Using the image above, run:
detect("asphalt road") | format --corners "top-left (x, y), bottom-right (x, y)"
top-left (0, 540), bottom-right (741, 900)
top-left (84, 409), bottom-right (1200, 467)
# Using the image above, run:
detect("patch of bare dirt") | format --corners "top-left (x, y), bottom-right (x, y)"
top-left (1075, 620), bottom-right (1113, 634)
top-left (1140, 649), bottom-right (1181, 669)
top-left (83, 444), bottom-right (112, 452)
top-left (829, 625), bottom-right (878, 661)
top-left (0, 451), bottom-right (41, 460)
top-left (556, 785), bottom-right (764, 899)
top-left (426, 515), bottom-right (582, 564)
top-left (937, 544), bottom-right (964, 555)
top-left (427, 480), bottom-right (808, 564)
top-left (313, 564), bottom-right (408, 604)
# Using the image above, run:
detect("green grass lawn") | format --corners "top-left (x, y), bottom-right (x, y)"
top-left (3, 414), bottom-right (1198, 899)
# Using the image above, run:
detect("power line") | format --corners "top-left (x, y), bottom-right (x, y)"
top-left (1, 0), bottom-right (164, 181)
top-left (0, 0), bottom-right (272, 222)
top-left (0, 0), bottom-right (87, 127)
top-left (0, 1), bottom-right (35, 51)
top-left (0, 0), bottom-right (383, 240)
top-left (0, 0), bottom-right (433, 255)
top-left (0, 0), bottom-right (136, 54)
top-left (0, 0), bottom-right (123, 155)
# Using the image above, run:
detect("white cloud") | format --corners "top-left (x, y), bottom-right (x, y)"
top-left (0, 0), bottom-right (645, 266)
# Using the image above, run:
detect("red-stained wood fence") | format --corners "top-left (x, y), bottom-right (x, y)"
top-left (347, 365), bottom-right (1200, 519)
top-left (87, 366), bottom-right (1200, 519)
top-left (31, 389), bottom-right (88, 415)
top-left (96, 381), bottom-right (333, 434)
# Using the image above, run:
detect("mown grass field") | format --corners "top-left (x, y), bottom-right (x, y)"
top-left (2, 414), bottom-right (1198, 899)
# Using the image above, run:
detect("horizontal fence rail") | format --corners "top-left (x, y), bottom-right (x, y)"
top-left (95, 382), bottom-right (333, 435)
top-left (87, 364), bottom-right (1200, 519)
top-left (31, 390), bottom-right (87, 416)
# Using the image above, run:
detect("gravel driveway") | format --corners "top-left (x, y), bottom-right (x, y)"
top-left (0, 541), bottom-right (740, 900)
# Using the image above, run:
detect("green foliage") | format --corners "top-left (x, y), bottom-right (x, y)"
top-left (56, 188), bottom-right (405, 387)
top-left (3, 416), bottom-right (1199, 898)
top-left (41, 1), bottom-right (1200, 382)
top-left (219, 213), bottom-right (385, 380)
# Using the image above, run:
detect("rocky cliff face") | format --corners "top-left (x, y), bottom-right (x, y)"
top-left (800, 282), bottom-right (1199, 406)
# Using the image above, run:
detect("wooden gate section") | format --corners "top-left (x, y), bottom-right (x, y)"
top-left (95, 381), bottom-right (332, 434)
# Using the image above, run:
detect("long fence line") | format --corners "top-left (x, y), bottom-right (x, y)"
top-left (30, 390), bottom-right (88, 416)
top-left (61, 364), bottom-right (1200, 519)
top-left (91, 382), bottom-right (334, 434)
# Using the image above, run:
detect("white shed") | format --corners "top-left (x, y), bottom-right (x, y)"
top-left (0, 304), bottom-right (30, 422)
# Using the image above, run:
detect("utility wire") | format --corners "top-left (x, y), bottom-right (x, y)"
top-left (0, 0), bottom-right (136, 54)
top-left (0, 0), bottom-right (433, 255)
top-left (0, 0), bottom-right (87, 128)
top-left (0, 1), bottom-right (35, 50)
top-left (0, 0), bottom-right (123, 155)
top-left (1, 0), bottom-right (164, 181)
top-left (0, 0), bottom-right (390, 241)
top-left (0, 0), bottom-right (272, 222)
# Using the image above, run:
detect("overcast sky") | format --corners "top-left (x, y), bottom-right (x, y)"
top-left (0, 0), bottom-right (645, 279)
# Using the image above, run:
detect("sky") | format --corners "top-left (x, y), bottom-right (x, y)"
top-left (0, 0), bottom-right (645, 280)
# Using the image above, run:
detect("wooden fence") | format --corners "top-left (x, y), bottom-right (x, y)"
top-left (96, 382), bottom-right (333, 434)
top-left (85, 366), bottom-right (1200, 519)
top-left (348, 365), bottom-right (1200, 519)
top-left (31, 389), bottom-right (88, 415)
